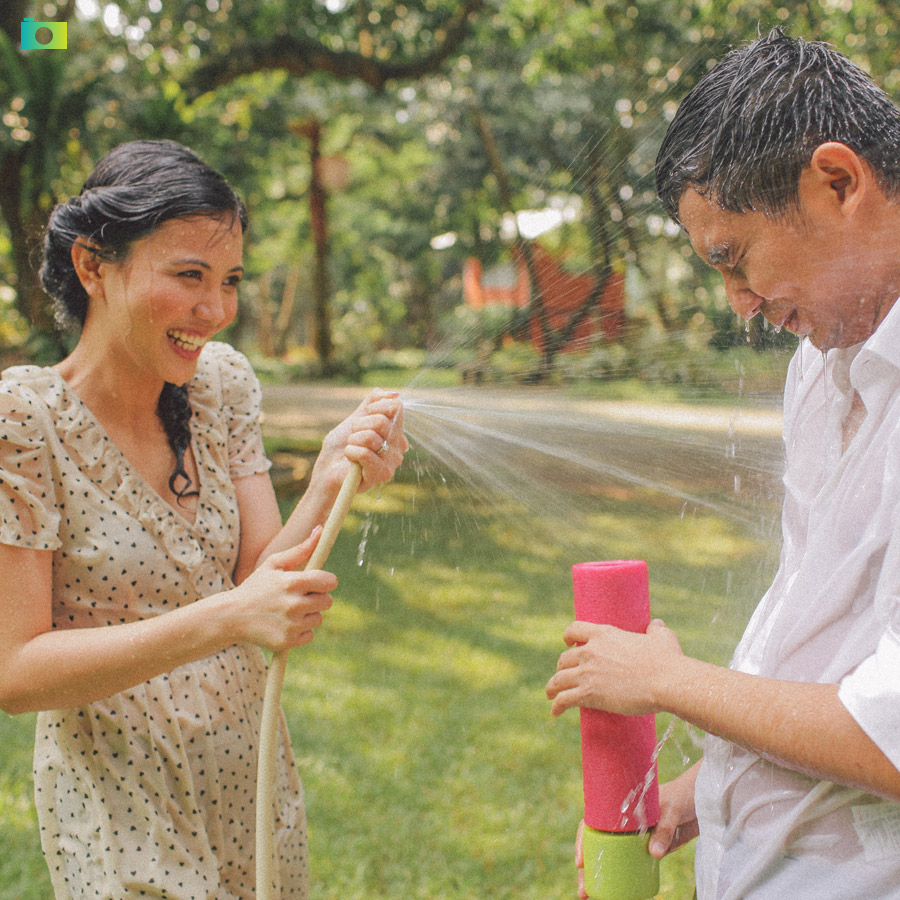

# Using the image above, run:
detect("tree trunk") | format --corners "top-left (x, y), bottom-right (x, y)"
top-left (256, 270), bottom-right (274, 357)
top-left (289, 118), bottom-right (335, 374)
top-left (470, 107), bottom-right (555, 370)
top-left (307, 120), bottom-right (334, 375)
top-left (273, 266), bottom-right (301, 355)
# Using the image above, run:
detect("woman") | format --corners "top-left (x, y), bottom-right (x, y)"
top-left (0, 139), bottom-right (406, 899)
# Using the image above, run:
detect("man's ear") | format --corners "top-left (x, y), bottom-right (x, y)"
top-left (70, 239), bottom-right (106, 299)
top-left (802, 142), bottom-right (869, 217)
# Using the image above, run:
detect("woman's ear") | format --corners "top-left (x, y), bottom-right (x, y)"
top-left (70, 239), bottom-right (105, 299)
top-left (802, 142), bottom-right (869, 217)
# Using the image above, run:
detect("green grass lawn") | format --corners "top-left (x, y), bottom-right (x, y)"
top-left (283, 459), bottom-right (776, 900)
top-left (0, 444), bottom-right (779, 899)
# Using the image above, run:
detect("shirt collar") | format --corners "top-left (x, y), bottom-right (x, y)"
top-left (858, 294), bottom-right (900, 371)
top-left (844, 294), bottom-right (900, 399)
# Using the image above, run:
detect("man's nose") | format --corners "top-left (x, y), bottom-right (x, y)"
top-left (723, 273), bottom-right (763, 320)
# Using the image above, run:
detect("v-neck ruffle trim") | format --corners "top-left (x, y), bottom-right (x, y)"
top-left (0, 342), bottom-right (270, 575)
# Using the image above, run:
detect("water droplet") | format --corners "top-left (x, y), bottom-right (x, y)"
top-left (356, 517), bottom-right (373, 566)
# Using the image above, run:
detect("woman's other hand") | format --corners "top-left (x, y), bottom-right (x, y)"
top-left (227, 528), bottom-right (336, 651)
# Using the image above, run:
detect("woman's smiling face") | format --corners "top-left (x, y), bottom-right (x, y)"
top-left (91, 214), bottom-right (244, 384)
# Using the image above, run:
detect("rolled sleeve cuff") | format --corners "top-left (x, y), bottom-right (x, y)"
top-left (839, 630), bottom-right (900, 772)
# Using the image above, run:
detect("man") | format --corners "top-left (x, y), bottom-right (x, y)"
top-left (546, 28), bottom-right (900, 899)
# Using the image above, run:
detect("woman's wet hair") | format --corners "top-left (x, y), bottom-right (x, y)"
top-left (42, 139), bottom-right (247, 328)
top-left (656, 27), bottom-right (900, 223)
top-left (40, 140), bottom-right (248, 503)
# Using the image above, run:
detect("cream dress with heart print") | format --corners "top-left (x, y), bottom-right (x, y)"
top-left (0, 342), bottom-right (308, 900)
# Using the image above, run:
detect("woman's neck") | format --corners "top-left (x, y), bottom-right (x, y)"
top-left (54, 338), bottom-right (165, 436)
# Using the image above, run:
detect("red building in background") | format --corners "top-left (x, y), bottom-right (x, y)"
top-left (462, 245), bottom-right (626, 354)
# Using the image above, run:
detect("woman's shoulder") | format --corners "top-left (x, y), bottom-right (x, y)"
top-left (197, 339), bottom-right (253, 369)
top-left (193, 341), bottom-right (257, 387)
top-left (1, 362), bottom-right (59, 394)
top-left (0, 365), bottom-right (66, 427)
top-left (0, 368), bottom-right (65, 549)
top-left (190, 341), bottom-right (263, 419)
top-left (190, 342), bottom-right (270, 474)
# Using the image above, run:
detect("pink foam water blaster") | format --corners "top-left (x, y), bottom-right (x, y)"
top-left (572, 560), bottom-right (660, 900)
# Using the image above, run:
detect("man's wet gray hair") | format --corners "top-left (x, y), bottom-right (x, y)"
top-left (655, 27), bottom-right (900, 223)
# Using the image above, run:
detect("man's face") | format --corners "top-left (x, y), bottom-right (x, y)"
top-left (678, 185), bottom-right (890, 351)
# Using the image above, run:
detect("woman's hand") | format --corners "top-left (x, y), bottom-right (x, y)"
top-left (316, 388), bottom-right (408, 493)
top-left (226, 528), bottom-right (337, 651)
top-left (236, 390), bottom-right (407, 580)
top-left (545, 619), bottom-right (684, 718)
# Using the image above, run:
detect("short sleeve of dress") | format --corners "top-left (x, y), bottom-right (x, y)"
top-left (0, 383), bottom-right (62, 550)
top-left (210, 343), bottom-right (273, 480)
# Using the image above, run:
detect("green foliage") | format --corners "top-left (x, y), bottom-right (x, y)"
top-left (0, 712), bottom-right (45, 900)
top-left (0, 265), bottom-right (28, 365)
top-left (244, 348), bottom-right (321, 384)
top-left (4, 1), bottom-right (900, 373)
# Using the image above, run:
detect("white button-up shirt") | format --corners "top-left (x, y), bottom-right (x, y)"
top-left (694, 297), bottom-right (900, 899)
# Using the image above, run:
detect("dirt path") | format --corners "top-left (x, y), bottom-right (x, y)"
top-left (260, 383), bottom-right (368, 441)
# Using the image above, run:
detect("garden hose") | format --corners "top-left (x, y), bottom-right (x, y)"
top-left (256, 462), bottom-right (363, 900)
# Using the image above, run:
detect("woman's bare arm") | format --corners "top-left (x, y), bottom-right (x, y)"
top-left (231, 388), bottom-right (406, 584)
top-left (0, 537), bottom-right (334, 715)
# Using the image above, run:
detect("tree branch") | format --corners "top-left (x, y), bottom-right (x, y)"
top-left (184, 0), bottom-right (484, 98)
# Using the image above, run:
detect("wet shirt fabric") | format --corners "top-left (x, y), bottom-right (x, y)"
top-left (0, 342), bottom-right (308, 900)
top-left (694, 299), bottom-right (900, 900)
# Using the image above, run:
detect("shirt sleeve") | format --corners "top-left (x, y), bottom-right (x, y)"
top-left (839, 631), bottom-right (900, 771)
top-left (0, 385), bottom-right (62, 550)
top-left (838, 436), bottom-right (900, 772)
top-left (215, 344), bottom-right (273, 480)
